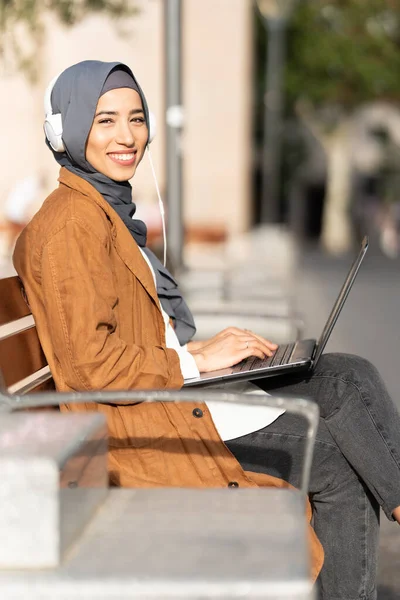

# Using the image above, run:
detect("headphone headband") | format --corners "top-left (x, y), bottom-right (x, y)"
top-left (43, 72), bottom-right (66, 153)
top-left (43, 72), bottom-right (63, 119)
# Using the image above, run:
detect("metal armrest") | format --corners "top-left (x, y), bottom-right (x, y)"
top-left (0, 389), bottom-right (318, 496)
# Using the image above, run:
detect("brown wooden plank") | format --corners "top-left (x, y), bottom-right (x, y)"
top-left (0, 326), bottom-right (48, 388)
top-left (21, 403), bottom-right (59, 412)
top-left (21, 379), bottom-right (57, 395)
top-left (0, 277), bottom-right (58, 398)
top-left (0, 276), bottom-right (31, 326)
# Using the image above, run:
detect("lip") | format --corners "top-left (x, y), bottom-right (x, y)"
top-left (107, 151), bottom-right (137, 166)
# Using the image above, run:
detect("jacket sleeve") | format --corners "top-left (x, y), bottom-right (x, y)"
top-left (41, 216), bottom-right (184, 391)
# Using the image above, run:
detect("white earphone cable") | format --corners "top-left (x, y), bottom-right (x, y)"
top-left (147, 146), bottom-right (167, 267)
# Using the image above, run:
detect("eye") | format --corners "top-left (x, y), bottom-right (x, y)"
top-left (131, 117), bottom-right (146, 124)
top-left (98, 118), bottom-right (114, 125)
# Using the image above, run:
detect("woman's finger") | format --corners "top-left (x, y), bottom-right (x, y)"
top-left (217, 327), bottom-right (277, 352)
top-left (241, 342), bottom-right (265, 361)
top-left (236, 335), bottom-right (275, 357)
top-left (244, 328), bottom-right (278, 350)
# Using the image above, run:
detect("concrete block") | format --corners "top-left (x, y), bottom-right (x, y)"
top-left (0, 412), bottom-right (108, 569)
top-left (0, 488), bottom-right (314, 599)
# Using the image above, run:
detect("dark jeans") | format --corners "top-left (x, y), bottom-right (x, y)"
top-left (225, 353), bottom-right (400, 600)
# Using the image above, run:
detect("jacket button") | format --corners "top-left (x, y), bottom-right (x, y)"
top-left (192, 408), bottom-right (203, 418)
top-left (228, 481), bottom-right (239, 488)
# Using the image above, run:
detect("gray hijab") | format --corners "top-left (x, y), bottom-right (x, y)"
top-left (47, 60), bottom-right (196, 345)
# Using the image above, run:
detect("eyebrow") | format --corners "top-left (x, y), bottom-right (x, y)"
top-left (94, 108), bottom-right (144, 118)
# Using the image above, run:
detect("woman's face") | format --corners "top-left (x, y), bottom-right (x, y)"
top-left (86, 87), bottom-right (148, 181)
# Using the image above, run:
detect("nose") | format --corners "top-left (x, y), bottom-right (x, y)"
top-left (115, 120), bottom-right (135, 147)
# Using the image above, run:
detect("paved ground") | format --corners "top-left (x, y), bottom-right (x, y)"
top-left (296, 241), bottom-right (400, 599)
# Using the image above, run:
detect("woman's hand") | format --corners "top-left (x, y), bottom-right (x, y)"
top-left (188, 327), bottom-right (277, 373)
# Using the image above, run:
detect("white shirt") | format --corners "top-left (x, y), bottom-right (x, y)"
top-left (139, 248), bottom-right (285, 441)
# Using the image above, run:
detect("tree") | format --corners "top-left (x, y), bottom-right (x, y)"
top-left (285, 0), bottom-right (400, 253)
top-left (0, 0), bottom-right (136, 82)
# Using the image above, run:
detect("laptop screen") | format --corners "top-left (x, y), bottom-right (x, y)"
top-left (312, 236), bottom-right (369, 367)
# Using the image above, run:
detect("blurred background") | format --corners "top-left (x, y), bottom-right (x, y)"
top-left (0, 1), bottom-right (400, 595)
top-left (1, 0), bottom-right (400, 261)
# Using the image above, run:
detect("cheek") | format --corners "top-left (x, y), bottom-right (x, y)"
top-left (135, 123), bottom-right (148, 143)
top-left (86, 131), bottom-right (109, 160)
top-left (137, 129), bottom-right (149, 153)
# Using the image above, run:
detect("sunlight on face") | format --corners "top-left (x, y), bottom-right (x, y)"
top-left (86, 87), bottom-right (148, 181)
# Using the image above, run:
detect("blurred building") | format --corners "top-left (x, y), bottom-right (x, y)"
top-left (0, 0), bottom-right (254, 244)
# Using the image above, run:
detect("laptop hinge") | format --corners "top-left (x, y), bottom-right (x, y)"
top-left (311, 344), bottom-right (318, 360)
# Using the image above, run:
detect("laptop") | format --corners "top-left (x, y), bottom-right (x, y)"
top-left (184, 236), bottom-right (369, 387)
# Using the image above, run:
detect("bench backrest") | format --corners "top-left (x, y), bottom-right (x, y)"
top-left (0, 276), bottom-right (54, 395)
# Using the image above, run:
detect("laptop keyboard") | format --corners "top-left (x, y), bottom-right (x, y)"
top-left (231, 343), bottom-right (295, 374)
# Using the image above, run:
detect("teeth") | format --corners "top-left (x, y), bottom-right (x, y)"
top-left (109, 153), bottom-right (134, 161)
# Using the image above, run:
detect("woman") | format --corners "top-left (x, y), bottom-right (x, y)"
top-left (13, 60), bottom-right (400, 600)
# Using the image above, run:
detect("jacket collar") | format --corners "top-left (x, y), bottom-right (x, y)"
top-left (58, 167), bottom-right (161, 311)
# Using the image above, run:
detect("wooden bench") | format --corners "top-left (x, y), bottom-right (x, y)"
top-left (0, 275), bottom-right (54, 395)
top-left (0, 274), bottom-right (319, 599)
top-left (0, 273), bottom-right (317, 492)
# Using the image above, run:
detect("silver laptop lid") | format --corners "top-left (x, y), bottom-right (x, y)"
top-left (312, 236), bottom-right (369, 368)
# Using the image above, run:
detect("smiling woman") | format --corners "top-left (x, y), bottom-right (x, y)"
top-left (11, 59), bottom-right (400, 600)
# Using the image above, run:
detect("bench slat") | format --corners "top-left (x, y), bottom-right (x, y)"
top-left (0, 276), bottom-right (31, 326)
top-left (0, 326), bottom-right (49, 388)
top-left (0, 276), bottom-right (56, 396)
top-left (7, 366), bottom-right (54, 395)
top-left (0, 315), bottom-right (35, 341)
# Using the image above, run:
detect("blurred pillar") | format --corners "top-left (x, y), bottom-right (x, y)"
top-left (261, 18), bottom-right (286, 224)
top-left (255, 0), bottom-right (297, 224)
top-left (164, 0), bottom-right (185, 272)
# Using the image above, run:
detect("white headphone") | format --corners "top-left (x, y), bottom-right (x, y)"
top-left (43, 72), bottom-right (157, 153)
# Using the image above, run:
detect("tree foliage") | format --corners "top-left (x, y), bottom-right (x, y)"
top-left (286, 0), bottom-right (400, 112)
top-left (0, 0), bottom-right (137, 81)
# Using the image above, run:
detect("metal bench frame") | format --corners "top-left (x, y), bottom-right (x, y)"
top-left (0, 388), bottom-right (318, 497)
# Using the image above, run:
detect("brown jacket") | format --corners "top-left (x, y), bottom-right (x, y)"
top-left (13, 168), bottom-right (323, 578)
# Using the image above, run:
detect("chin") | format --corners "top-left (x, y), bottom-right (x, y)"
top-left (109, 167), bottom-right (137, 182)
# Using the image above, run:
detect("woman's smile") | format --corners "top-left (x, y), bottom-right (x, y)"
top-left (108, 151), bottom-right (137, 166)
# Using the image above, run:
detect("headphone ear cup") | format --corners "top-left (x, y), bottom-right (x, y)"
top-left (148, 111), bottom-right (156, 144)
top-left (44, 113), bottom-right (65, 153)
